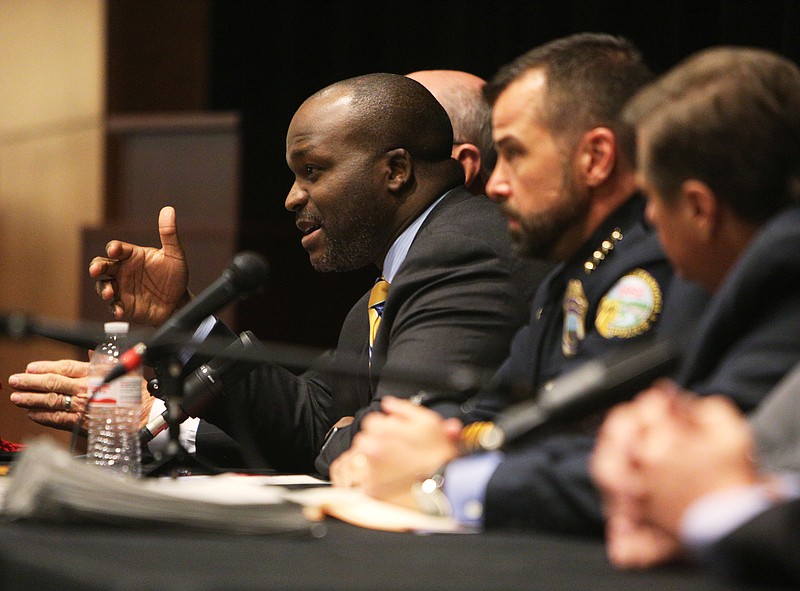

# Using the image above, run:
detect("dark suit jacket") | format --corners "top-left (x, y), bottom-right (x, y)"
top-left (199, 186), bottom-right (550, 474)
top-left (654, 208), bottom-right (800, 585)
top-left (712, 498), bottom-right (800, 587)
top-left (676, 205), bottom-right (800, 410)
top-left (697, 207), bottom-right (800, 584)
top-left (481, 205), bottom-right (800, 536)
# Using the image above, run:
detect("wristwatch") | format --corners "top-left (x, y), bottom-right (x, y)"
top-left (411, 466), bottom-right (452, 517)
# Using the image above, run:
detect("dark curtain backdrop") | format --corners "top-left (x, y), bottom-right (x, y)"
top-left (206, 0), bottom-right (800, 350)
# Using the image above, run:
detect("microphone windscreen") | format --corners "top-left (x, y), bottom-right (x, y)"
top-left (227, 251), bottom-right (269, 294)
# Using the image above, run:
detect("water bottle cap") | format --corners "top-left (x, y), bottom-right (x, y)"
top-left (104, 321), bottom-right (130, 334)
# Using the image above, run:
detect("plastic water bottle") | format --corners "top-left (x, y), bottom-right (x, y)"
top-left (87, 321), bottom-right (142, 476)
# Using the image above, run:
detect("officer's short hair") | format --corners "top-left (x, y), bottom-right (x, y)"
top-left (484, 33), bottom-right (653, 164)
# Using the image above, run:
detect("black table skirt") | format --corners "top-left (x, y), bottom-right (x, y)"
top-left (0, 518), bottom-right (784, 591)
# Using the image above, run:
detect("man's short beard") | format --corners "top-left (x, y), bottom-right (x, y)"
top-left (508, 182), bottom-right (589, 261)
top-left (313, 232), bottom-right (376, 272)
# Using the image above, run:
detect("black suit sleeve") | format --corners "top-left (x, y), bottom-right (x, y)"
top-left (483, 434), bottom-right (604, 536)
top-left (711, 498), bottom-right (800, 587)
top-left (199, 340), bottom-right (340, 473)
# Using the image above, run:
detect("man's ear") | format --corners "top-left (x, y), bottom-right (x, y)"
top-left (577, 127), bottom-right (616, 187)
top-left (385, 148), bottom-right (413, 192)
top-left (452, 143), bottom-right (482, 189)
top-left (680, 179), bottom-right (720, 240)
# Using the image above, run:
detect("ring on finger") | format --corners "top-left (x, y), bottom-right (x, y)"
top-left (64, 395), bottom-right (72, 412)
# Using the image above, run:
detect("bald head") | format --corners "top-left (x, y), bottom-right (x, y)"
top-left (285, 73), bottom-right (465, 272)
top-left (406, 70), bottom-right (486, 113)
top-left (407, 70), bottom-right (495, 193)
top-left (309, 73), bottom-right (455, 164)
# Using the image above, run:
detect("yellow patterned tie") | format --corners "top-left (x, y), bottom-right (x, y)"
top-left (368, 277), bottom-right (390, 358)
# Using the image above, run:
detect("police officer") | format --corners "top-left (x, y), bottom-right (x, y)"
top-left (331, 33), bottom-right (680, 535)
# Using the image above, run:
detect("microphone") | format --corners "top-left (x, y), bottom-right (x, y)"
top-left (140, 330), bottom-right (263, 444)
top-left (104, 251), bottom-right (269, 384)
top-left (1, 311), bottom-right (103, 350)
top-left (478, 339), bottom-right (680, 451)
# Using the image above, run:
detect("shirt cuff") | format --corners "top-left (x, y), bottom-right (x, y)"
top-left (442, 451), bottom-right (503, 527)
top-left (146, 397), bottom-right (200, 455)
top-left (681, 473), bottom-right (800, 560)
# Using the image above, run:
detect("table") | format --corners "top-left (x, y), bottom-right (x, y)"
top-left (0, 518), bottom-right (785, 591)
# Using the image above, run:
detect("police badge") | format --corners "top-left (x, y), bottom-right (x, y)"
top-left (562, 278), bottom-right (588, 356)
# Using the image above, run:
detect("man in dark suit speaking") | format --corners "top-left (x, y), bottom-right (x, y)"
top-left (9, 73), bottom-right (546, 475)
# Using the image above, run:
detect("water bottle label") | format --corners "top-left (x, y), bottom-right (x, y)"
top-left (117, 375), bottom-right (142, 407)
top-left (88, 375), bottom-right (116, 405)
top-left (88, 375), bottom-right (141, 407)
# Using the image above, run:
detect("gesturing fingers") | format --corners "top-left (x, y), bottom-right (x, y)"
top-left (94, 277), bottom-right (117, 300)
top-left (157, 206), bottom-right (184, 257)
top-left (88, 253), bottom-right (126, 280)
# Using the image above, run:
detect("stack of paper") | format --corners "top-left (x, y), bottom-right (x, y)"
top-left (1, 438), bottom-right (314, 535)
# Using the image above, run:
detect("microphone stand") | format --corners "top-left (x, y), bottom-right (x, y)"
top-left (142, 346), bottom-right (218, 478)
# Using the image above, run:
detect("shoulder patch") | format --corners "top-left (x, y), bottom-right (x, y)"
top-left (595, 269), bottom-right (662, 339)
